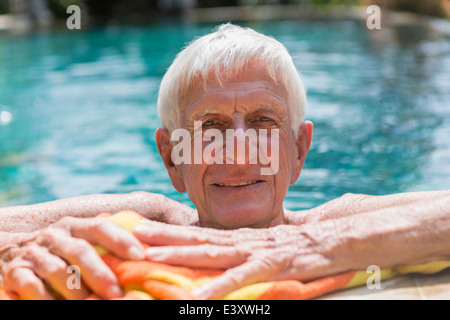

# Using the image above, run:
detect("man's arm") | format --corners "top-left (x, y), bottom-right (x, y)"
top-left (0, 191), bottom-right (198, 232)
top-left (286, 190), bottom-right (450, 225)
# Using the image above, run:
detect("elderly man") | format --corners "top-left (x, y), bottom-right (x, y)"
top-left (0, 24), bottom-right (449, 300)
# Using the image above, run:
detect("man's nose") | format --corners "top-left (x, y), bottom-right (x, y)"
top-left (224, 118), bottom-right (257, 165)
top-left (233, 118), bottom-right (247, 131)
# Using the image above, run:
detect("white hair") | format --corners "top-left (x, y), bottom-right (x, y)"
top-left (157, 23), bottom-right (306, 135)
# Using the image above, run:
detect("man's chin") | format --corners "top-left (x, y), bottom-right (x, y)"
top-left (204, 201), bottom-right (278, 229)
top-left (196, 181), bottom-right (283, 229)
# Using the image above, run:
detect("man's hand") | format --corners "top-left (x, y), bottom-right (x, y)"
top-left (0, 216), bottom-right (145, 300)
top-left (133, 220), bottom-right (346, 299)
top-left (134, 195), bottom-right (450, 299)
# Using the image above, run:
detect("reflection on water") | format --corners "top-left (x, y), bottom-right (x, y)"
top-left (0, 21), bottom-right (449, 210)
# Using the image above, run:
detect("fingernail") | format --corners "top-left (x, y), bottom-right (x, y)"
top-left (132, 225), bottom-right (148, 233)
top-left (141, 220), bottom-right (159, 225)
top-left (133, 225), bottom-right (159, 238)
top-left (191, 286), bottom-right (210, 299)
top-left (128, 246), bottom-right (145, 260)
top-left (107, 285), bottom-right (123, 299)
top-left (145, 247), bottom-right (166, 254)
top-left (145, 247), bottom-right (168, 260)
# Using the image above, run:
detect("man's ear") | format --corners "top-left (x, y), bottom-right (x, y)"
top-left (290, 121), bottom-right (313, 184)
top-left (155, 128), bottom-right (186, 193)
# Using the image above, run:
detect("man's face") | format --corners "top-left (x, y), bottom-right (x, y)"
top-left (157, 60), bottom-right (312, 229)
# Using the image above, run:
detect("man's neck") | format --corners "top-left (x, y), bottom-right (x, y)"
top-left (198, 208), bottom-right (286, 229)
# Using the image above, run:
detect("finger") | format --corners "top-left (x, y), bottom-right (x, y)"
top-left (191, 258), bottom-right (279, 299)
top-left (69, 217), bottom-right (145, 260)
top-left (144, 245), bottom-right (249, 269)
top-left (26, 246), bottom-right (90, 300)
top-left (133, 224), bottom-right (221, 246)
top-left (5, 267), bottom-right (54, 300)
top-left (141, 219), bottom-right (262, 245)
top-left (134, 222), bottom-right (261, 246)
top-left (150, 219), bottom-right (281, 244)
top-left (46, 235), bottom-right (123, 299)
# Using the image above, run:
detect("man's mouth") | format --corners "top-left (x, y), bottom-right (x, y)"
top-left (213, 180), bottom-right (263, 187)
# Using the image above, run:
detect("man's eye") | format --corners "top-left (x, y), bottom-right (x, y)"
top-left (254, 116), bottom-right (275, 123)
top-left (249, 116), bottom-right (278, 128)
top-left (203, 119), bottom-right (215, 127)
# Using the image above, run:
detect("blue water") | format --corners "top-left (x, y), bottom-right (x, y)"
top-left (1, 20), bottom-right (449, 210)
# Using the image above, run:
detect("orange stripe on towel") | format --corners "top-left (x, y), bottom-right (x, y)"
top-left (257, 272), bottom-right (355, 300)
top-left (102, 254), bottom-right (223, 286)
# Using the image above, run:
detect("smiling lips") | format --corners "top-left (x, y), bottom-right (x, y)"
top-left (214, 180), bottom-right (263, 187)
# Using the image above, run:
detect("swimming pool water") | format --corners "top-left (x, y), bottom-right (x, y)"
top-left (1, 20), bottom-right (449, 210)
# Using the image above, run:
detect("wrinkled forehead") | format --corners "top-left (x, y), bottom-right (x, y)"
top-left (179, 59), bottom-right (288, 113)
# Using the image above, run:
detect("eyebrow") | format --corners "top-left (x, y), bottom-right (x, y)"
top-left (188, 103), bottom-right (286, 122)
top-left (251, 103), bottom-right (285, 115)
top-left (190, 108), bottom-right (222, 122)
